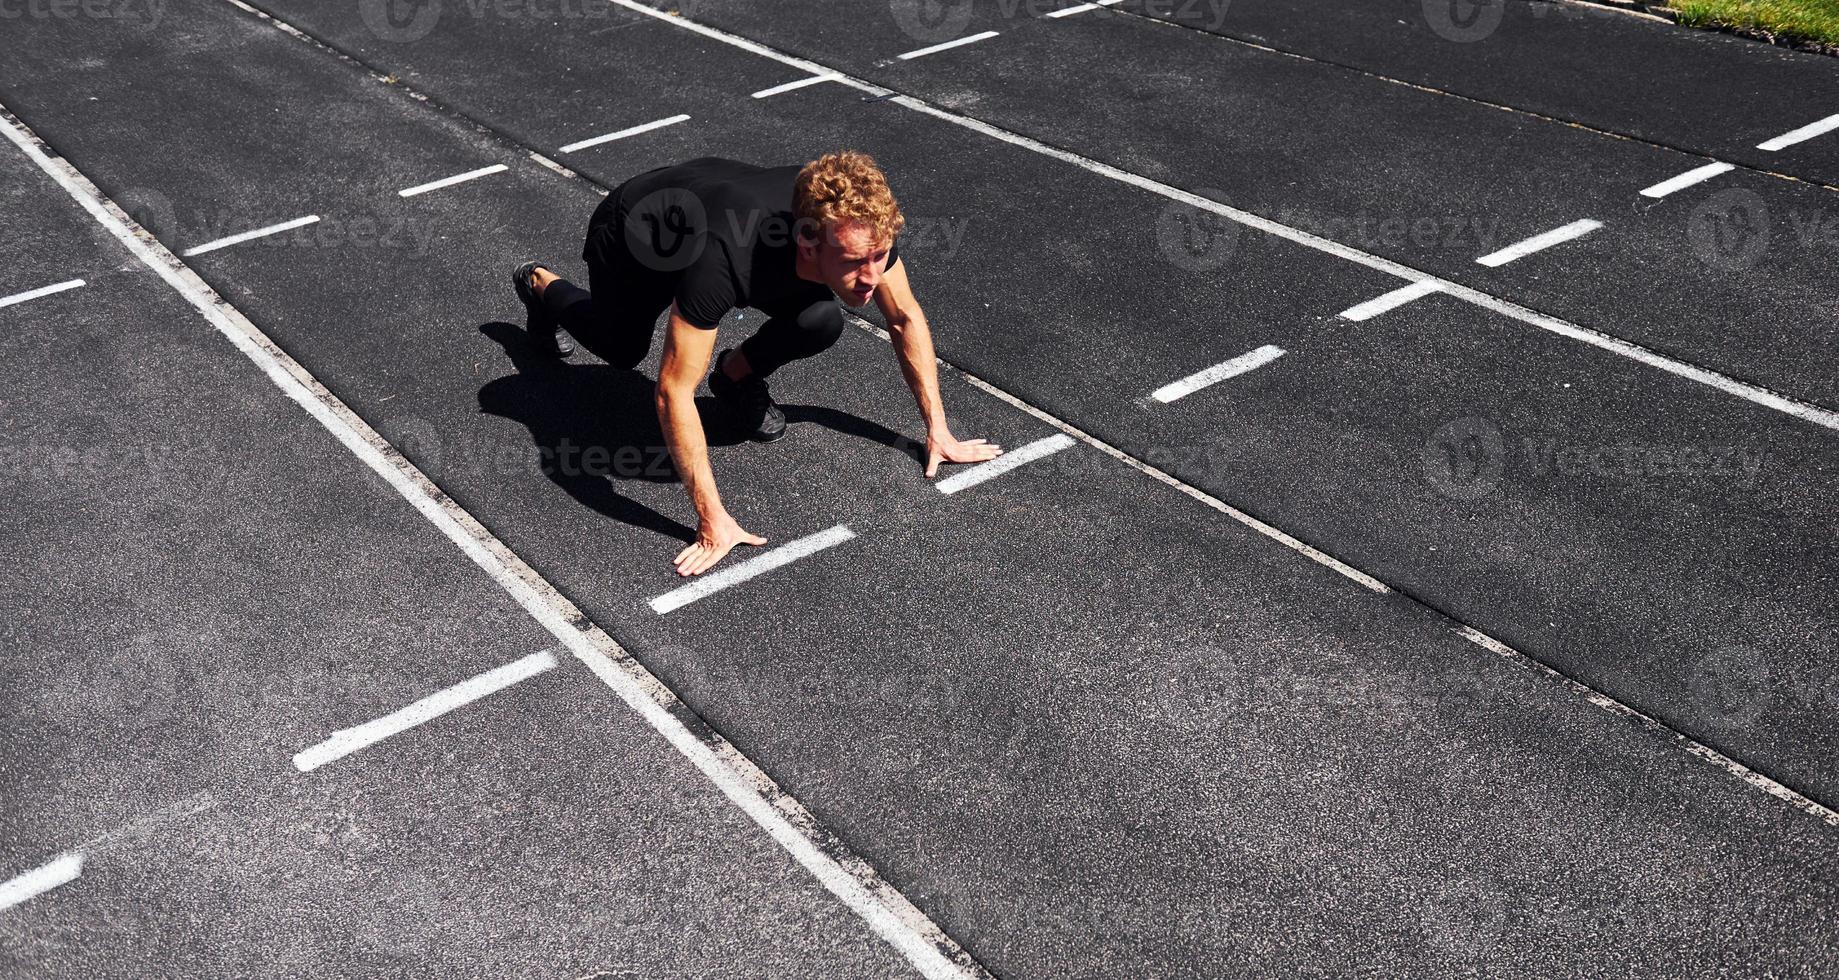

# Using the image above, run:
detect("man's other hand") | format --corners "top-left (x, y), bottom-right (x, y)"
top-left (673, 512), bottom-right (767, 576)
top-left (925, 432), bottom-right (1003, 478)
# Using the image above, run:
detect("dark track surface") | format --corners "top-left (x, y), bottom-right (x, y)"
top-left (2, 0), bottom-right (1836, 975)
top-left (185, 0), bottom-right (1839, 795)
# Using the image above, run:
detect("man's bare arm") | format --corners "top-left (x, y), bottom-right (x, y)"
top-left (872, 258), bottom-right (1003, 477)
top-left (656, 307), bottom-right (765, 575)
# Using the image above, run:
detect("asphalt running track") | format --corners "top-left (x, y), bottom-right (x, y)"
top-left (1, 0), bottom-right (1836, 976)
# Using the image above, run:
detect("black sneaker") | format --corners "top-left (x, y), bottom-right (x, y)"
top-left (708, 349), bottom-right (786, 443)
top-left (511, 260), bottom-right (574, 358)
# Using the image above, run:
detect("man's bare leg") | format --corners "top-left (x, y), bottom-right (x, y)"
top-left (527, 266), bottom-right (562, 295)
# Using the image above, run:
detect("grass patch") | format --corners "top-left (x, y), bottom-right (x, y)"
top-left (1671, 0), bottom-right (1839, 49)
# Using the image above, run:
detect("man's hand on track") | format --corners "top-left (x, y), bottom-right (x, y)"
top-left (925, 433), bottom-right (1003, 478)
top-left (674, 512), bottom-right (766, 576)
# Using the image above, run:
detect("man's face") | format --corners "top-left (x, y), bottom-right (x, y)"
top-left (805, 220), bottom-right (892, 307)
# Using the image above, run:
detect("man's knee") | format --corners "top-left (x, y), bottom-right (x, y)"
top-left (792, 302), bottom-right (844, 354)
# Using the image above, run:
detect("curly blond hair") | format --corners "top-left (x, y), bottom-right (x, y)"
top-left (793, 151), bottom-right (905, 245)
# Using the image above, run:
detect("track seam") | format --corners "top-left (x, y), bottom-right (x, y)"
top-left (201, 0), bottom-right (1839, 829)
top-left (0, 103), bottom-right (991, 980)
top-left (1117, 1), bottom-right (1839, 195)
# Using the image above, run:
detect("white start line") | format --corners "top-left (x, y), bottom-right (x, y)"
top-left (1046, 0), bottom-right (1125, 17)
top-left (182, 215), bottom-right (321, 257)
top-left (897, 31), bottom-right (1000, 61)
top-left (935, 433), bottom-right (1075, 495)
top-left (399, 163), bottom-right (509, 198)
top-left (559, 113), bottom-right (691, 153)
top-left (1338, 280), bottom-right (1444, 321)
top-left (293, 650), bottom-right (558, 773)
top-left (650, 525), bottom-right (856, 615)
top-left (1475, 219), bottom-right (1602, 268)
top-left (752, 73), bottom-right (842, 99)
top-left (1639, 162), bottom-right (1735, 199)
top-left (0, 853), bottom-right (83, 913)
top-left (0, 278), bottom-right (85, 309)
top-left (1150, 344), bottom-right (1287, 403)
top-left (1757, 112), bottom-right (1839, 152)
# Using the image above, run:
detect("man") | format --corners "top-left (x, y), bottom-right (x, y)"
top-left (511, 151), bottom-right (1002, 577)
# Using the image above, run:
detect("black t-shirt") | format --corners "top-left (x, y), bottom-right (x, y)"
top-left (584, 157), bottom-right (898, 329)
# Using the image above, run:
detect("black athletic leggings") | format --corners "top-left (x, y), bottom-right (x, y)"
top-left (538, 263), bottom-right (844, 378)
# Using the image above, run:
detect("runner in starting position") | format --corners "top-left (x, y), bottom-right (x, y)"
top-left (511, 151), bottom-right (1002, 577)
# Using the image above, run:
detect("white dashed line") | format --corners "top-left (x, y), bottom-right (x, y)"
top-left (0, 278), bottom-right (84, 309)
top-left (752, 73), bottom-right (841, 98)
top-left (559, 113), bottom-right (691, 153)
top-left (1046, 0), bottom-right (1123, 17)
top-left (1475, 219), bottom-right (1602, 267)
top-left (181, 215), bottom-right (320, 257)
top-left (1757, 112), bottom-right (1839, 152)
top-left (0, 853), bottom-right (83, 912)
top-left (935, 434), bottom-right (1074, 495)
top-left (1150, 344), bottom-right (1286, 403)
top-left (398, 163), bottom-right (509, 198)
top-left (650, 525), bottom-right (856, 615)
top-left (897, 31), bottom-right (1000, 60)
top-left (1638, 162), bottom-right (1735, 199)
top-left (293, 650), bottom-right (557, 772)
top-left (1338, 280), bottom-right (1443, 321)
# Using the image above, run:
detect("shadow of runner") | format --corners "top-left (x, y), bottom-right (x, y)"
top-left (476, 322), bottom-right (929, 540)
top-left (477, 321), bottom-right (705, 543)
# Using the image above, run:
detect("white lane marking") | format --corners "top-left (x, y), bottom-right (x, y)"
top-left (559, 113), bottom-right (691, 153)
top-left (0, 853), bottom-right (83, 912)
top-left (1639, 162), bottom-right (1735, 199)
top-left (398, 163), bottom-right (508, 198)
top-left (650, 525), bottom-right (855, 615)
top-left (1150, 344), bottom-right (1286, 403)
top-left (1045, 0), bottom-right (1123, 17)
top-left (0, 106), bottom-right (986, 980)
top-left (751, 73), bottom-right (841, 98)
top-left (935, 433), bottom-right (1074, 495)
top-left (1454, 627), bottom-right (1839, 828)
top-left (293, 650), bottom-right (557, 773)
top-left (1338, 280), bottom-right (1443, 321)
top-left (1757, 112), bottom-right (1839, 152)
top-left (847, 313), bottom-right (1380, 592)
top-left (0, 278), bottom-right (84, 309)
top-left (596, 0), bottom-right (1839, 432)
top-left (181, 215), bottom-right (320, 257)
top-left (897, 31), bottom-right (1000, 60)
top-left (1475, 219), bottom-right (1602, 267)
